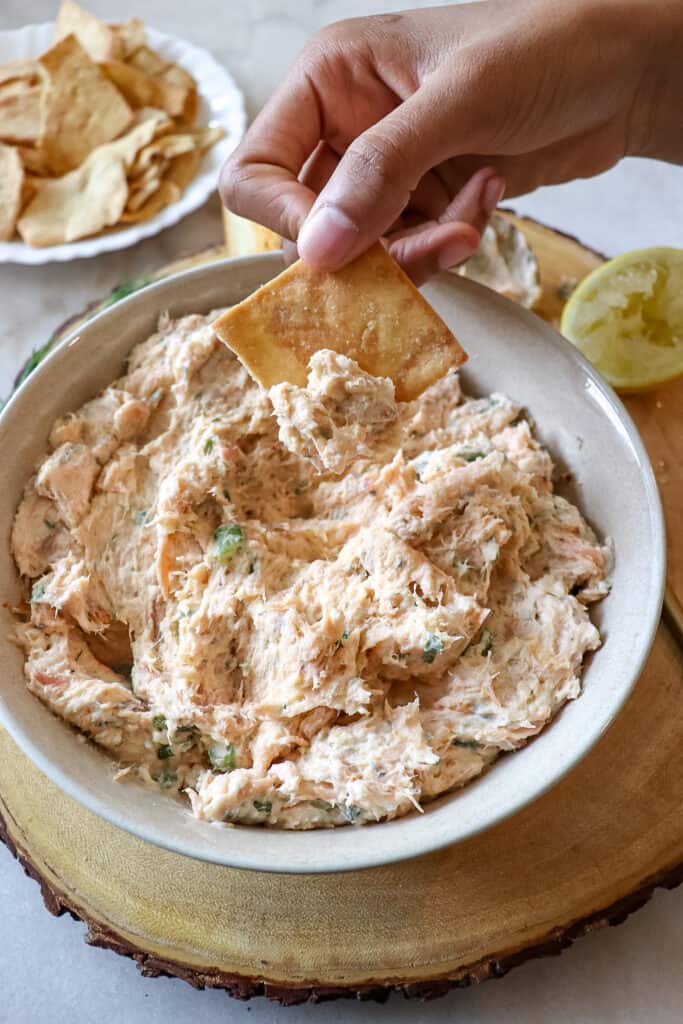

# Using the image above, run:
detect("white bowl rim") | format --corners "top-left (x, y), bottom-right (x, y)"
top-left (0, 254), bottom-right (666, 874)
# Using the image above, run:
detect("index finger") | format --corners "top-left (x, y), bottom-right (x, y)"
top-left (219, 64), bottom-right (324, 242)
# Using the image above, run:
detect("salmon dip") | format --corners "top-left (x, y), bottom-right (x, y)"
top-left (11, 311), bottom-right (611, 829)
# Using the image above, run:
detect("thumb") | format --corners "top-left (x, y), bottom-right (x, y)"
top-left (297, 87), bottom-right (460, 271)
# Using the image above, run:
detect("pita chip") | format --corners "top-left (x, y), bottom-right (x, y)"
top-left (0, 60), bottom-right (42, 87)
top-left (126, 45), bottom-right (198, 122)
top-left (164, 149), bottom-right (201, 190)
top-left (107, 108), bottom-right (172, 166)
top-left (120, 179), bottom-right (180, 223)
top-left (0, 84), bottom-right (43, 144)
top-left (17, 147), bottom-right (128, 246)
top-left (39, 34), bottom-right (133, 175)
top-left (126, 173), bottom-right (163, 212)
top-left (130, 158), bottom-right (167, 188)
top-left (129, 131), bottom-right (197, 175)
top-left (109, 18), bottom-right (147, 59)
top-left (101, 58), bottom-right (163, 110)
top-left (54, 0), bottom-right (119, 62)
top-left (214, 243), bottom-right (467, 402)
top-left (16, 145), bottom-right (51, 177)
top-left (0, 144), bottom-right (24, 240)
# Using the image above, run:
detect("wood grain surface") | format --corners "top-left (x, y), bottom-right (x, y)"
top-left (0, 216), bottom-right (681, 1004)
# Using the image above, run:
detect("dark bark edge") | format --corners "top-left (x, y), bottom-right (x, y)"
top-left (1, 807), bottom-right (681, 1006)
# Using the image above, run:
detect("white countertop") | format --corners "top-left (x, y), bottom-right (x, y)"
top-left (1, 2), bottom-right (682, 1022)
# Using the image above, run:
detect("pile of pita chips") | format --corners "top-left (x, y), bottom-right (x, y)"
top-left (0, 1), bottom-right (223, 247)
top-left (214, 243), bottom-right (467, 402)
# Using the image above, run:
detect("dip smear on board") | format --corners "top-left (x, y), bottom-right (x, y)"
top-left (11, 312), bottom-right (610, 828)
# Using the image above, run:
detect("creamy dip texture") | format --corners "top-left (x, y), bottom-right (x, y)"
top-left (11, 312), bottom-right (611, 829)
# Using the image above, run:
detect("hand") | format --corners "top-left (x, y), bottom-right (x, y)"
top-left (220, 0), bottom-right (681, 282)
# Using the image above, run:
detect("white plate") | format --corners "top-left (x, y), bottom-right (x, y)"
top-left (0, 258), bottom-right (665, 874)
top-left (0, 22), bottom-right (245, 264)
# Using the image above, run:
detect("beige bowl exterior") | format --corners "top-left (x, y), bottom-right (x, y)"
top-left (0, 255), bottom-right (665, 873)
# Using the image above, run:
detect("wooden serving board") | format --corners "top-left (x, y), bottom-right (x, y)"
top-left (1, 217), bottom-right (681, 1005)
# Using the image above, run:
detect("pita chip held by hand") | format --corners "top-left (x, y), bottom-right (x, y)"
top-left (213, 243), bottom-right (467, 402)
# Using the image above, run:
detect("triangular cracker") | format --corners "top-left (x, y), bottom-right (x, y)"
top-left (38, 34), bottom-right (133, 175)
top-left (213, 243), bottom-right (467, 401)
top-left (54, 0), bottom-right (119, 62)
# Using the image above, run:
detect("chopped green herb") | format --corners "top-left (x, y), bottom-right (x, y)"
top-left (209, 742), bottom-right (237, 772)
top-left (412, 451), bottom-right (432, 480)
top-left (340, 803), bottom-right (362, 823)
top-left (423, 633), bottom-right (445, 664)
top-left (43, 518), bottom-right (57, 530)
top-left (103, 275), bottom-right (152, 308)
top-left (152, 714), bottom-right (167, 731)
top-left (175, 724), bottom-right (199, 751)
top-left (157, 744), bottom-right (173, 760)
top-left (31, 581), bottom-right (46, 603)
top-left (335, 630), bottom-right (350, 649)
top-left (213, 524), bottom-right (244, 564)
top-left (204, 436), bottom-right (215, 454)
top-left (253, 799), bottom-right (272, 814)
top-left (156, 769), bottom-right (178, 789)
top-left (222, 488), bottom-right (231, 501)
top-left (460, 450), bottom-right (487, 462)
top-left (13, 337), bottom-right (56, 390)
top-left (480, 627), bottom-right (493, 655)
top-left (452, 738), bottom-right (479, 750)
top-left (556, 277), bottom-right (577, 301)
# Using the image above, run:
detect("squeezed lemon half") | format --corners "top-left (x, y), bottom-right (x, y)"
top-left (560, 247), bottom-right (683, 393)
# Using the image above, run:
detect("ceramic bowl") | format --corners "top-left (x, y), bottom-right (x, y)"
top-left (0, 255), bottom-right (665, 873)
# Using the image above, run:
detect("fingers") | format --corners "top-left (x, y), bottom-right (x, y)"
top-left (387, 167), bottom-right (503, 284)
top-left (300, 141), bottom-right (340, 195)
top-left (430, 121), bottom-right (624, 200)
top-left (297, 87), bottom-right (466, 271)
top-left (437, 166), bottom-right (504, 231)
top-left (287, 165), bottom-right (504, 284)
top-left (388, 222), bottom-right (480, 286)
top-left (219, 65), bottom-right (324, 241)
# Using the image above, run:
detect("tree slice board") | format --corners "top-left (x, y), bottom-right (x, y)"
top-left (1, 216), bottom-right (682, 1005)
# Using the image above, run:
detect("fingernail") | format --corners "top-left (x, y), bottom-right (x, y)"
top-left (297, 205), bottom-right (359, 269)
top-left (482, 175), bottom-right (506, 216)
